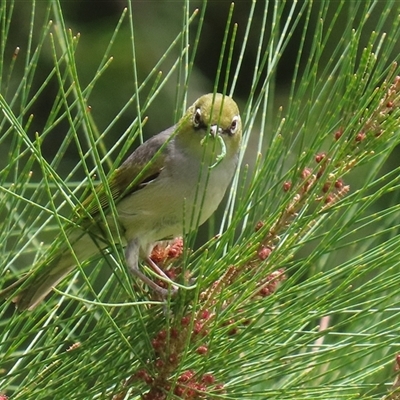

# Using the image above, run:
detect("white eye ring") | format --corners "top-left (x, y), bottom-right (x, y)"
top-left (230, 115), bottom-right (240, 135)
top-left (193, 108), bottom-right (201, 127)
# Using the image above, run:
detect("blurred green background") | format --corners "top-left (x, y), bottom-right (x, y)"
top-left (3, 1), bottom-right (399, 202)
top-left (4, 1), bottom-right (306, 165)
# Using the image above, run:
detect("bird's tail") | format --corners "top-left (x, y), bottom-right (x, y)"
top-left (1, 251), bottom-right (76, 311)
top-left (1, 227), bottom-right (116, 311)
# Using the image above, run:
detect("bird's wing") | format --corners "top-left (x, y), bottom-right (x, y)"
top-left (78, 126), bottom-right (175, 219)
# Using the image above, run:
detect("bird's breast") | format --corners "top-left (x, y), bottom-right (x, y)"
top-left (116, 150), bottom-right (236, 249)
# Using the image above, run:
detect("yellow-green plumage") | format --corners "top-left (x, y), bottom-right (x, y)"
top-left (0, 93), bottom-right (242, 310)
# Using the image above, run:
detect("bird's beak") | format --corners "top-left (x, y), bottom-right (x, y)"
top-left (210, 124), bottom-right (222, 137)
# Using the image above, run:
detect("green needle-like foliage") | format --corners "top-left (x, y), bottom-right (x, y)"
top-left (2, 1), bottom-right (400, 399)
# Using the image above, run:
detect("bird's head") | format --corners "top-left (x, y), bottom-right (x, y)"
top-left (175, 93), bottom-right (242, 163)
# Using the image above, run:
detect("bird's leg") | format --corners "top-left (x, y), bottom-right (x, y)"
top-left (146, 256), bottom-right (179, 293)
top-left (146, 256), bottom-right (172, 279)
top-left (125, 239), bottom-right (176, 297)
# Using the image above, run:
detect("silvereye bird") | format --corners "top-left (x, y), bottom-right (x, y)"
top-left (0, 93), bottom-right (242, 311)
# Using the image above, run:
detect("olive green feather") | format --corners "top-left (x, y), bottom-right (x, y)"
top-left (78, 126), bottom-right (174, 219)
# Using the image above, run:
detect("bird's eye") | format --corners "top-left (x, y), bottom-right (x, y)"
top-left (193, 108), bottom-right (202, 128)
top-left (230, 116), bottom-right (240, 135)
